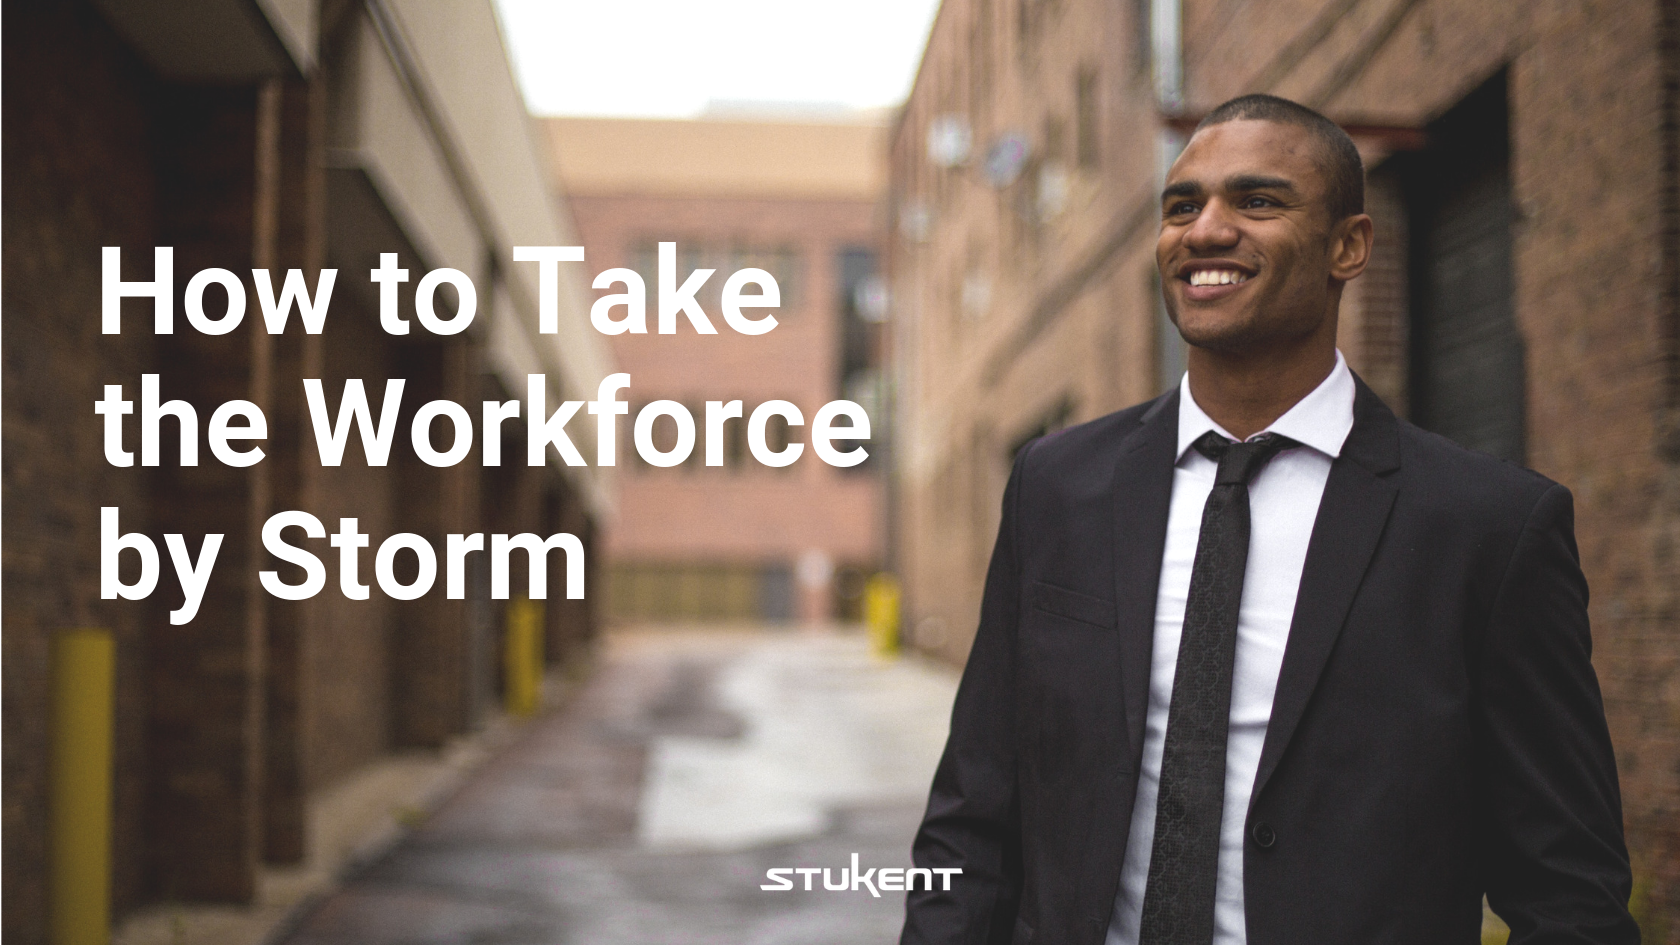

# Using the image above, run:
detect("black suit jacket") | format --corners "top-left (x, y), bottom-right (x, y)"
top-left (902, 377), bottom-right (1637, 945)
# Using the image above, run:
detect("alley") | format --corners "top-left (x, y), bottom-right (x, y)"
top-left (277, 629), bottom-right (958, 945)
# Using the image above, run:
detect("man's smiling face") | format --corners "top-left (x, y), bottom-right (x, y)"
top-left (1157, 118), bottom-right (1350, 357)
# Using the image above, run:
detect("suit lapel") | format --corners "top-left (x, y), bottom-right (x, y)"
top-left (1251, 376), bottom-right (1402, 801)
top-left (1111, 389), bottom-right (1179, 768)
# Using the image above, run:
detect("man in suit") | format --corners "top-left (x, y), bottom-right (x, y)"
top-left (900, 94), bottom-right (1638, 945)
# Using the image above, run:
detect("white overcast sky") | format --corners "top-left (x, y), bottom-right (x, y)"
top-left (493, 0), bottom-right (945, 118)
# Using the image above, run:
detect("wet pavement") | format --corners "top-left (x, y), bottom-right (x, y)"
top-left (277, 628), bottom-right (959, 945)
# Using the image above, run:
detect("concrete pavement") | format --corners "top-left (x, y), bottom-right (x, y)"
top-left (276, 627), bottom-right (959, 945)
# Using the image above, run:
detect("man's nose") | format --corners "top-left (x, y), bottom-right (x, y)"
top-left (1183, 200), bottom-right (1240, 251)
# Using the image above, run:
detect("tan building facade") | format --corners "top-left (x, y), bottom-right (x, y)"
top-left (549, 117), bottom-right (889, 624)
top-left (889, 0), bottom-right (1679, 934)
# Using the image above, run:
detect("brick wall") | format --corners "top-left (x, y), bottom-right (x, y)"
top-left (388, 333), bottom-right (481, 748)
top-left (2, 6), bottom-right (161, 937)
top-left (3, 2), bottom-right (604, 937)
top-left (891, 0), bottom-right (1680, 934)
top-left (565, 190), bottom-right (885, 620)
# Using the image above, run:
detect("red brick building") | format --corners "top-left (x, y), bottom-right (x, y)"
top-left (3, 2), bottom-right (610, 940)
top-left (549, 116), bottom-right (889, 624)
top-left (889, 0), bottom-right (1679, 935)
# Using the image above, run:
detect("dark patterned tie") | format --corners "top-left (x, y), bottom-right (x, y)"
top-left (1138, 431), bottom-right (1301, 945)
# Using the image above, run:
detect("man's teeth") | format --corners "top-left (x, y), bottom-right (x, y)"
top-left (1188, 269), bottom-right (1249, 287)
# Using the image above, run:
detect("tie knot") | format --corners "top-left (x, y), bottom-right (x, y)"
top-left (1193, 431), bottom-right (1301, 486)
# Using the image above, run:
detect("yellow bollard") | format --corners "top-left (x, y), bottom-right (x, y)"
top-left (503, 597), bottom-right (545, 717)
top-left (51, 628), bottom-right (115, 945)
top-left (864, 574), bottom-right (901, 658)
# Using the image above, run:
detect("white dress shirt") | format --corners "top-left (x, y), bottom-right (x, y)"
top-left (1107, 351), bottom-right (1356, 945)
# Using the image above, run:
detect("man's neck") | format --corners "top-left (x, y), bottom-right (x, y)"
top-left (1185, 342), bottom-right (1338, 441)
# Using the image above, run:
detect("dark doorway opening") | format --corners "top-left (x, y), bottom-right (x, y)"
top-left (1400, 70), bottom-right (1526, 464)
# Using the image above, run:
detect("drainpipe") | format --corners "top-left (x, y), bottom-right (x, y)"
top-left (1152, 0), bottom-right (1190, 388)
top-left (1152, 0), bottom-right (1185, 183)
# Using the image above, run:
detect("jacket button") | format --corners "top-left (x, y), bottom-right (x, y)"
top-left (1252, 822), bottom-right (1277, 849)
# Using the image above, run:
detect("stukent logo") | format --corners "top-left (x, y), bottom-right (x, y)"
top-left (760, 853), bottom-right (961, 897)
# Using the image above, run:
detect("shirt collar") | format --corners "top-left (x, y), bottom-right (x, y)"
top-left (1175, 349), bottom-right (1356, 462)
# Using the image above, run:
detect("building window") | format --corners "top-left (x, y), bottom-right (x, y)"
top-left (628, 402), bottom-right (654, 472)
top-left (628, 241), bottom-right (660, 311)
top-left (627, 240), bottom-right (802, 318)
top-left (607, 561), bottom-right (796, 623)
top-left (1043, 114), bottom-right (1066, 163)
top-left (1076, 67), bottom-right (1100, 169)
top-left (836, 248), bottom-right (882, 473)
top-left (684, 401), bottom-right (706, 472)
top-left (724, 407), bottom-right (749, 468)
top-left (761, 404), bottom-right (796, 469)
top-left (1132, 0), bottom-right (1151, 76)
top-left (735, 243), bottom-right (803, 313)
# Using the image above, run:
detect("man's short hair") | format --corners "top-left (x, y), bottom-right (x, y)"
top-left (1196, 94), bottom-right (1365, 222)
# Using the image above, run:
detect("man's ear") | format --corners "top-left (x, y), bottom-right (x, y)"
top-left (1328, 213), bottom-right (1374, 282)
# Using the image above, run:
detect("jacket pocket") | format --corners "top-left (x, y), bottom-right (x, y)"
top-left (1030, 580), bottom-right (1116, 629)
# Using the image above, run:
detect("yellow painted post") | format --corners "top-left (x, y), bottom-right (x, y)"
top-left (528, 598), bottom-right (545, 710)
top-left (51, 628), bottom-right (115, 945)
top-left (865, 574), bottom-right (901, 658)
top-left (503, 597), bottom-right (545, 717)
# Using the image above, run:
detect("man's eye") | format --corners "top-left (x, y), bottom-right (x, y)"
top-left (1240, 196), bottom-right (1276, 209)
top-left (1167, 202), bottom-right (1198, 215)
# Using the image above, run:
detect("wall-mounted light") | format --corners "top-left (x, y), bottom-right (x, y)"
top-left (856, 276), bottom-right (889, 323)
top-left (982, 133), bottom-right (1032, 188)
top-left (1037, 163), bottom-right (1070, 221)
top-left (927, 114), bottom-right (973, 168)
top-left (898, 199), bottom-right (933, 243)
